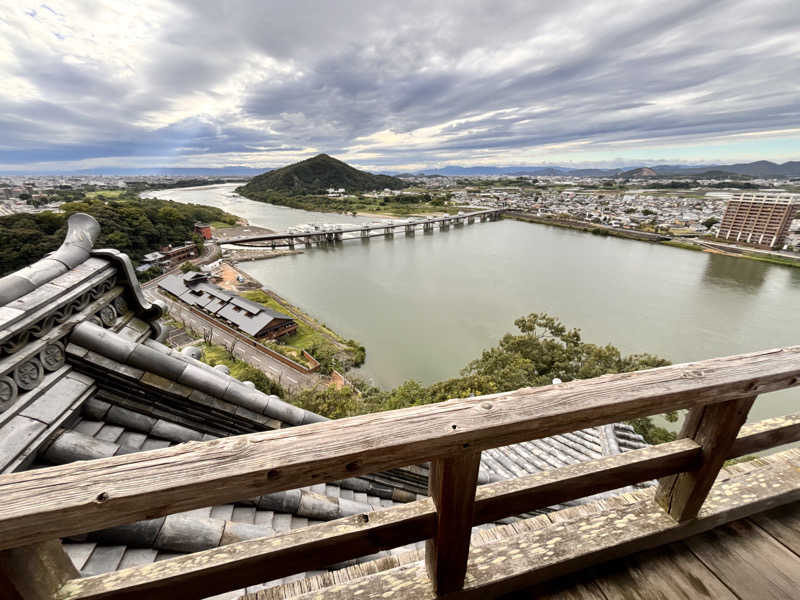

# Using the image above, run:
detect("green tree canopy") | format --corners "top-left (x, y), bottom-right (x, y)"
top-left (288, 313), bottom-right (677, 443)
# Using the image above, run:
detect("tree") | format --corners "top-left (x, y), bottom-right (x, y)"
top-left (702, 217), bottom-right (720, 229)
top-left (287, 313), bottom-right (677, 444)
top-left (192, 233), bottom-right (205, 253)
top-left (180, 261), bottom-right (200, 273)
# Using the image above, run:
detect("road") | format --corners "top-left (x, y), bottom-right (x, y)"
top-left (142, 241), bottom-right (220, 290)
top-left (146, 289), bottom-right (322, 392)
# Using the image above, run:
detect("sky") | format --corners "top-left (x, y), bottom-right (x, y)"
top-left (1, 0), bottom-right (799, 173)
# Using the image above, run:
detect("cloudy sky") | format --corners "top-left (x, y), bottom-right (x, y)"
top-left (1, 0), bottom-right (799, 172)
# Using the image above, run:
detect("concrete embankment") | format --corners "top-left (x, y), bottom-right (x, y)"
top-left (223, 248), bottom-right (303, 262)
top-left (504, 211), bottom-right (670, 242)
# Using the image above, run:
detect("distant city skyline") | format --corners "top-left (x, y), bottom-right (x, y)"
top-left (1, 0), bottom-right (799, 172)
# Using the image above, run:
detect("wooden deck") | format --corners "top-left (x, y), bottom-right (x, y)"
top-left (534, 502), bottom-right (800, 599)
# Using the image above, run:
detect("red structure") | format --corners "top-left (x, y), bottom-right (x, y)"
top-left (194, 222), bottom-right (213, 240)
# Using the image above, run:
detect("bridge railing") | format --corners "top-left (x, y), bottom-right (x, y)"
top-left (2, 346), bottom-right (800, 599)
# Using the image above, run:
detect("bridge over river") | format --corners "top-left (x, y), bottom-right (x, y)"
top-left (224, 208), bottom-right (504, 248)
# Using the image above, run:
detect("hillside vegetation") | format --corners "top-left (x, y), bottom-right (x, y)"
top-left (0, 193), bottom-right (236, 276)
top-left (237, 154), bottom-right (408, 198)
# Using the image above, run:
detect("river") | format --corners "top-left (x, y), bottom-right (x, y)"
top-left (144, 184), bottom-right (800, 426)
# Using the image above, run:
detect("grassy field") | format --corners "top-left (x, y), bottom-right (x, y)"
top-left (85, 189), bottom-right (127, 199)
top-left (240, 288), bottom-right (365, 373)
top-left (199, 343), bottom-right (283, 395)
top-left (241, 289), bottom-right (335, 351)
top-left (211, 220), bottom-right (233, 229)
top-left (661, 240), bottom-right (703, 252)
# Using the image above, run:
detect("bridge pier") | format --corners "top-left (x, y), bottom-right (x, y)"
top-left (226, 210), bottom-right (501, 247)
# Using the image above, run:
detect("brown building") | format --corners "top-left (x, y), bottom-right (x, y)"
top-left (717, 192), bottom-right (799, 249)
top-left (159, 242), bottom-right (198, 265)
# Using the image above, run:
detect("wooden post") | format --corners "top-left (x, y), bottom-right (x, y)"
top-left (0, 539), bottom-right (78, 600)
top-left (425, 450), bottom-right (481, 595)
top-left (656, 396), bottom-right (755, 522)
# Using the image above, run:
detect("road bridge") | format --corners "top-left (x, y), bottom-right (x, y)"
top-left (223, 208), bottom-right (503, 248)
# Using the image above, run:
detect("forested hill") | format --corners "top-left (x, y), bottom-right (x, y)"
top-left (0, 195), bottom-right (236, 276)
top-left (237, 154), bottom-right (408, 198)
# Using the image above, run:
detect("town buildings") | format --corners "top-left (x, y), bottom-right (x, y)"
top-left (716, 192), bottom-right (800, 249)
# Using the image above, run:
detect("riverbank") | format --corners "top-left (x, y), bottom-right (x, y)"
top-left (221, 261), bottom-right (366, 373)
top-left (505, 211), bottom-right (669, 243)
top-left (223, 248), bottom-right (303, 262)
top-left (235, 186), bottom-right (470, 217)
top-left (212, 223), bottom-right (275, 242)
top-left (506, 211), bottom-right (800, 269)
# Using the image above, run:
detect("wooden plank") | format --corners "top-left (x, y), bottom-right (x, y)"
top-left (685, 518), bottom-right (800, 599)
top-left (4, 346), bottom-right (800, 549)
top-left (54, 441), bottom-right (699, 600)
top-left (656, 396), bottom-right (755, 521)
top-left (729, 412), bottom-right (800, 458)
top-left (750, 502), bottom-right (800, 555)
top-left (474, 438), bottom-right (700, 524)
top-left (285, 450), bottom-right (800, 599)
top-left (588, 543), bottom-right (737, 599)
top-left (425, 451), bottom-right (480, 594)
top-left (532, 574), bottom-right (607, 600)
top-left (0, 539), bottom-right (79, 600)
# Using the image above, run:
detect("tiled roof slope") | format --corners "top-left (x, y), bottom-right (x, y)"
top-left (158, 272), bottom-right (294, 337)
top-left (0, 214), bottom-right (648, 599)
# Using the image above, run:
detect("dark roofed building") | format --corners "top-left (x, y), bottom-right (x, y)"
top-left (0, 213), bottom-right (652, 598)
top-left (158, 273), bottom-right (297, 339)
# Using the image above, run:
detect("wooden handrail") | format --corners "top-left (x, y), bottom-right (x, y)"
top-left (42, 419), bottom-right (800, 600)
top-left (50, 439), bottom-right (703, 600)
top-left (1, 346), bottom-right (800, 599)
top-left (2, 346), bottom-right (799, 551)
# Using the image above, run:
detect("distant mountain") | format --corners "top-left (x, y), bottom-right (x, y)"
top-left (688, 170), bottom-right (754, 180)
top-left (407, 160), bottom-right (800, 178)
top-left (412, 165), bottom-right (573, 176)
top-left (620, 167), bottom-right (658, 178)
top-left (5, 159), bottom-right (798, 179)
top-left (238, 154), bottom-right (408, 197)
top-left (704, 161), bottom-right (800, 177)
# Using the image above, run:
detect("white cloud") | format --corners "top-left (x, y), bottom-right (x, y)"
top-left (0, 0), bottom-right (798, 170)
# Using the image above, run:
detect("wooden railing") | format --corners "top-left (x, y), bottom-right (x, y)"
top-left (1, 347), bottom-right (800, 599)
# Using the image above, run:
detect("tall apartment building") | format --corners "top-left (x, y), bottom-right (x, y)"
top-left (717, 192), bottom-right (799, 249)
